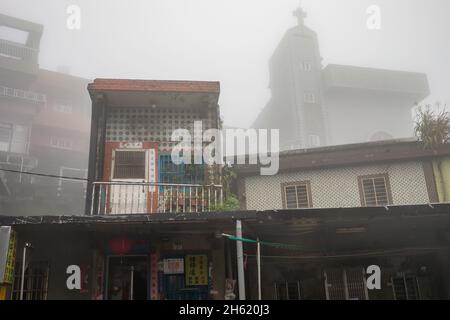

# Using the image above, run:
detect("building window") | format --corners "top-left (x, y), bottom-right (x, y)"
top-left (50, 137), bottom-right (73, 150)
top-left (0, 123), bottom-right (29, 154)
top-left (10, 125), bottom-right (29, 154)
top-left (113, 150), bottom-right (146, 179)
top-left (308, 134), bottom-right (321, 147)
top-left (12, 261), bottom-right (49, 300)
top-left (358, 174), bottom-right (392, 207)
top-left (281, 181), bottom-right (312, 209)
top-left (159, 154), bottom-right (205, 185)
top-left (0, 123), bottom-right (12, 152)
top-left (274, 281), bottom-right (301, 300)
top-left (303, 92), bottom-right (316, 103)
top-left (391, 274), bottom-right (421, 300)
top-left (53, 103), bottom-right (73, 114)
top-left (324, 268), bottom-right (368, 300)
top-left (300, 62), bottom-right (312, 71)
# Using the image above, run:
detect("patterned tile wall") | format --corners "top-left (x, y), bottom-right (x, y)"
top-left (105, 107), bottom-right (216, 153)
top-left (244, 161), bottom-right (430, 210)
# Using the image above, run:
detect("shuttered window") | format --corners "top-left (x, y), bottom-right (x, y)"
top-left (113, 150), bottom-right (146, 179)
top-left (391, 274), bottom-right (421, 300)
top-left (359, 175), bottom-right (391, 206)
top-left (282, 182), bottom-right (312, 209)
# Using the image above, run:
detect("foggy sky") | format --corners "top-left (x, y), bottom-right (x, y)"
top-left (1, 0), bottom-right (449, 128)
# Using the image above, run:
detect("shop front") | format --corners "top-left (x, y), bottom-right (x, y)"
top-left (0, 213), bottom-right (235, 300)
top-left (95, 238), bottom-right (213, 301)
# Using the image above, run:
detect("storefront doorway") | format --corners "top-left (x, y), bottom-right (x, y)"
top-left (107, 256), bottom-right (148, 300)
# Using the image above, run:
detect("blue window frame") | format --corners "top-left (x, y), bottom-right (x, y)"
top-left (158, 154), bottom-right (205, 185)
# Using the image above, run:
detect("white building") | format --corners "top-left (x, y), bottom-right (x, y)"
top-left (235, 139), bottom-right (448, 211)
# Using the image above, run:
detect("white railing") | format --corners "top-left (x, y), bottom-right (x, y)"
top-left (0, 39), bottom-right (38, 62)
top-left (0, 85), bottom-right (46, 104)
top-left (0, 151), bottom-right (37, 169)
top-left (91, 181), bottom-right (223, 215)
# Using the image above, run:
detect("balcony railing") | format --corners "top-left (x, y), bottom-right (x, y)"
top-left (0, 85), bottom-right (47, 105)
top-left (0, 39), bottom-right (38, 62)
top-left (0, 151), bottom-right (38, 170)
top-left (90, 181), bottom-right (223, 215)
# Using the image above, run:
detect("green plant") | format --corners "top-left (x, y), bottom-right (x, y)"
top-left (220, 164), bottom-right (237, 196)
top-left (210, 194), bottom-right (240, 212)
top-left (414, 104), bottom-right (450, 149)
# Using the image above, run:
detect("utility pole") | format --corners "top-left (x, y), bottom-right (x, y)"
top-left (236, 220), bottom-right (245, 300)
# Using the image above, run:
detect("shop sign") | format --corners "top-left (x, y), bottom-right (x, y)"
top-left (185, 255), bottom-right (208, 286)
top-left (0, 227), bottom-right (17, 285)
top-left (163, 258), bottom-right (184, 274)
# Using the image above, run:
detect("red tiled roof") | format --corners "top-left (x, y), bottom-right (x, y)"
top-left (88, 79), bottom-right (220, 94)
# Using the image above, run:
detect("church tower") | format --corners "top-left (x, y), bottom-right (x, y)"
top-left (252, 6), bottom-right (328, 150)
top-left (253, 6), bottom-right (429, 150)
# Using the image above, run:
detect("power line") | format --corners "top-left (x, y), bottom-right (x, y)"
top-left (221, 233), bottom-right (304, 250)
top-left (0, 168), bottom-right (88, 181)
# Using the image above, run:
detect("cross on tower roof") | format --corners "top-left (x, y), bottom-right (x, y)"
top-left (293, 6), bottom-right (307, 26)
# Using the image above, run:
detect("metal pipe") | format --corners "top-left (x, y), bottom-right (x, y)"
top-left (20, 243), bottom-right (31, 300)
top-left (236, 220), bottom-right (246, 300)
top-left (97, 184), bottom-right (102, 215)
top-left (130, 266), bottom-right (134, 300)
top-left (257, 238), bottom-right (261, 300)
top-left (90, 184), bottom-right (95, 215)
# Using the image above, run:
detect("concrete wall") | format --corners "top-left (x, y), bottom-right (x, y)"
top-left (244, 161), bottom-right (430, 210)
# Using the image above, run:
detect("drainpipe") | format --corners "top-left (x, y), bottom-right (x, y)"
top-left (236, 220), bottom-right (246, 300)
top-left (257, 238), bottom-right (261, 300)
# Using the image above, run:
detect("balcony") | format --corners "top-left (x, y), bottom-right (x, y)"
top-left (90, 181), bottom-right (223, 215)
top-left (0, 85), bottom-right (46, 105)
top-left (0, 150), bottom-right (38, 170)
top-left (0, 39), bottom-right (38, 62)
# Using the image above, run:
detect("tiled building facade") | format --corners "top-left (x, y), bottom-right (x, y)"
top-left (105, 105), bottom-right (217, 153)
top-left (236, 140), bottom-right (450, 211)
top-left (244, 161), bottom-right (430, 210)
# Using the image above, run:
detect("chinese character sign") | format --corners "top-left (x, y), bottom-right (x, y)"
top-left (164, 258), bottom-right (184, 274)
top-left (0, 227), bottom-right (17, 285)
top-left (185, 255), bottom-right (208, 286)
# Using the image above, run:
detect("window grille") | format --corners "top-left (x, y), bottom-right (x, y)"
top-left (113, 150), bottom-right (146, 179)
top-left (11, 261), bottom-right (49, 300)
top-left (359, 175), bottom-right (391, 206)
top-left (283, 182), bottom-right (312, 209)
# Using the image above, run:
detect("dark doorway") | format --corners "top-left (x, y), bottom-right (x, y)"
top-left (107, 256), bottom-right (148, 300)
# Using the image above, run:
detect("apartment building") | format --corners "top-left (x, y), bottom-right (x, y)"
top-left (0, 13), bottom-right (91, 215)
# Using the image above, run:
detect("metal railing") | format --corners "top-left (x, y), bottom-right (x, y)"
top-left (90, 181), bottom-right (223, 215)
top-left (0, 39), bottom-right (38, 62)
top-left (0, 85), bottom-right (47, 105)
